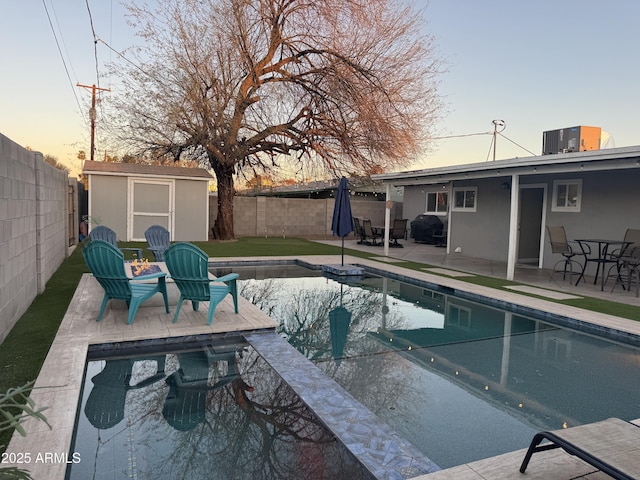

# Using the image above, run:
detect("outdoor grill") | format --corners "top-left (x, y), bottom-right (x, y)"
top-left (410, 214), bottom-right (444, 244)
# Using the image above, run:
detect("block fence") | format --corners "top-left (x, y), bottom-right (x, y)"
top-left (0, 133), bottom-right (70, 344)
top-left (209, 194), bottom-right (403, 238)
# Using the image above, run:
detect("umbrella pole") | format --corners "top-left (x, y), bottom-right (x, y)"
top-left (341, 236), bottom-right (345, 266)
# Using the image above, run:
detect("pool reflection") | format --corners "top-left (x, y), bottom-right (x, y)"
top-left (69, 340), bottom-right (373, 480)
top-left (233, 268), bottom-right (640, 468)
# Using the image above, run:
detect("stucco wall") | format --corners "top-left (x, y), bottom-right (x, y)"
top-left (0, 133), bottom-right (68, 344)
top-left (448, 178), bottom-right (511, 261)
top-left (542, 169), bottom-right (640, 272)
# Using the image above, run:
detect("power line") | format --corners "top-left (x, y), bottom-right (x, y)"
top-left (497, 132), bottom-right (536, 156)
top-left (41, 0), bottom-right (84, 118)
top-left (432, 131), bottom-right (492, 140)
top-left (84, 0), bottom-right (101, 88)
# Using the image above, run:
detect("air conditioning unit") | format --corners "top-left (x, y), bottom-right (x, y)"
top-left (542, 126), bottom-right (601, 155)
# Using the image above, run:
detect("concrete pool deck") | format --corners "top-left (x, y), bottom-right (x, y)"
top-left (5, 251), bottom-right (640, 479)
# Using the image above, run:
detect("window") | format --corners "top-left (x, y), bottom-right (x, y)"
top-left (425, 192), bottom-right (448, 214)
top-left (552, 179), bottom-right (582, 212)
top-left (452, 187), bottom-right (477, 212)
top-left (447, 304), bottom-right (471, 329)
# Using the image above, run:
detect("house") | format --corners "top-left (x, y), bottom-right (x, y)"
top-left (372, 143), bottom-right (640, 280)
top-left (82, 160), bottom-right (213, 241)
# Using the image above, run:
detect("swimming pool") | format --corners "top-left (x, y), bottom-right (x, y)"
top-left (217, 263), bottom-right (640, 469)
top-left (67, 336), bottom-right (375, 480)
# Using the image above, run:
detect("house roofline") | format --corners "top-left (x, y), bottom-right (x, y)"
top-left (372, 145), bottom-right (640, 186)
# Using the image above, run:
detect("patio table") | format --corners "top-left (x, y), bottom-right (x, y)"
top-left (574, 239), bottom-right (632, 291)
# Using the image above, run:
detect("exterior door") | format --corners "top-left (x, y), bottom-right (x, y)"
top-left (128, 179), bottom-right (174, 241)
top-left (517, 186), bottom-right (546, 265)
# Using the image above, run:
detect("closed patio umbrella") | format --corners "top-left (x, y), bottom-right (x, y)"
top-left (329, 284), bottom-right (352, 367)
top-left (331, 177), bottom-right (354, 266)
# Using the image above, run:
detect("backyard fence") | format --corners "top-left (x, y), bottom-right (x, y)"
top-left (209, 194), bottom-right (403, 239)
top-left (0, 133), bottom-right (71, 344)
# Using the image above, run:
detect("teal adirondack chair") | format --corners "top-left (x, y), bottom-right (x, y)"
top-left (83, 240), bottom-right (170, 324)
top-left (164, 242), bottom-right (239, 325)
top-left (144, 225), bottom-right (171, 261)
top-left (89, 225), bottom-right (143, 261)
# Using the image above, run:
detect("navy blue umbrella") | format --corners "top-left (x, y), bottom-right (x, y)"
top-left (329, 305), bottom-right (352, 367)
top-left (331, 177), bottom-right (354, 265)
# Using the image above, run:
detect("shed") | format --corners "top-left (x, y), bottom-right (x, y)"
top-left (83, 160), bottom-right (213, 241)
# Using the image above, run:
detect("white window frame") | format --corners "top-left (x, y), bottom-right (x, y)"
top-left (425, 191), bottom-right (449, 215)
top-left (452, 187), bottom-right (477, 212)
top-left (447, 303), bottom-right (471, 330)
top-left (551, 179), bottom-right (582, 212)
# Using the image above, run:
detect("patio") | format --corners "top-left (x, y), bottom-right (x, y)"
top-left (4, 247), bottom-right (640, 480)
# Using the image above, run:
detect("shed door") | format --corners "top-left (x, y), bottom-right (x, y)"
top-left (128, 179), bottom-right (174, 241)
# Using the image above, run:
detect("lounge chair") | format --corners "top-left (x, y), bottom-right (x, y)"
top-left (546, 226), bottom-right (583, 280)
top-left (389, 219), bottom-right (408, 247)
top-left (83, 240), bottom-right (170, 324)
top-left (520, 417), bottom-right (640, 479)
top-left (144, 225), bottom-right (171, 261)
top-left (164, 242), bottom-right (239, 325)
top-left (89, 225), bottom-right (143, 261)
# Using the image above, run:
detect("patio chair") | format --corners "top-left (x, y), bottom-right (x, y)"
top-left (389, 219), bottom-right (408, 247)
top-left (84, 356), bottom-right (166, 429)
top-left (611, 246), bottom-right (640, 297)
top-left (353, 217), bottom-right (366, 244)
top-left (520, 417), bottom-right (640, 479)
top-left (163, 349), bottom-right (240, 431)
top-left (89, 225), bottom-right (143, 261)
top-left (362, 219), bottom-right (381, 246)
top-left (164, 242), bottom-right (239, 325)
top-left (546, 226), bottom-right (583, 280)
top-left (82, 240), bottom-right (170, 325)
top-left (606, 228), bottom-right (640, 288)
top-left (144, 224), bottom-right (171, 261)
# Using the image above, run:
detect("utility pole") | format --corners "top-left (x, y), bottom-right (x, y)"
top-left (77, 83), bottom-right (111, 162)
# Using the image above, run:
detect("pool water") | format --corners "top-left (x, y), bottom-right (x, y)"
top-left (66, 337), bottom-right (374, 480)
top-left (223, 264), bottom-right (640, 469)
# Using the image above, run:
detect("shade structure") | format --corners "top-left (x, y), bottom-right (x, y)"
top-left (329, 306), bottom-right (352, 367)
top-left (331, 177), bottom-right (354, 265)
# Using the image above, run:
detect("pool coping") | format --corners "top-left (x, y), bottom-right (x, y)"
top-left (5, 254), bottom-right (640, 480)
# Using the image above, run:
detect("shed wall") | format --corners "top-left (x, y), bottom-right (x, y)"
top-left (174, 179), bottom-right (209, 240)
top-left (89, 175), bottom-right (128, 238)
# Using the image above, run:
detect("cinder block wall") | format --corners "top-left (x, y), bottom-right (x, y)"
top-left (210, 194), bottom-right (403, 238)
top-left (0, 133), bottom-right (68, 344)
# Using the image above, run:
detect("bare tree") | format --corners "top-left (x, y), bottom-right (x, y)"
top-left (107, 0), bottom-right (443, 239)
top-left (44, 154), bottom-right (70, 173)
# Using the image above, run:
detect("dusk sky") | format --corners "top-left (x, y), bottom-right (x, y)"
top-left (2, 1), bottom-right (639, 178)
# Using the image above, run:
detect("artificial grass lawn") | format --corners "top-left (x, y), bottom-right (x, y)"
top-left (1, 236), bottom-right (639, 451)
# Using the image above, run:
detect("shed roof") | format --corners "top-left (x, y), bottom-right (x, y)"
top-left (82, 160), bottom-right (213, 180)
top-left (372, 145), bottom-right (640, 186)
